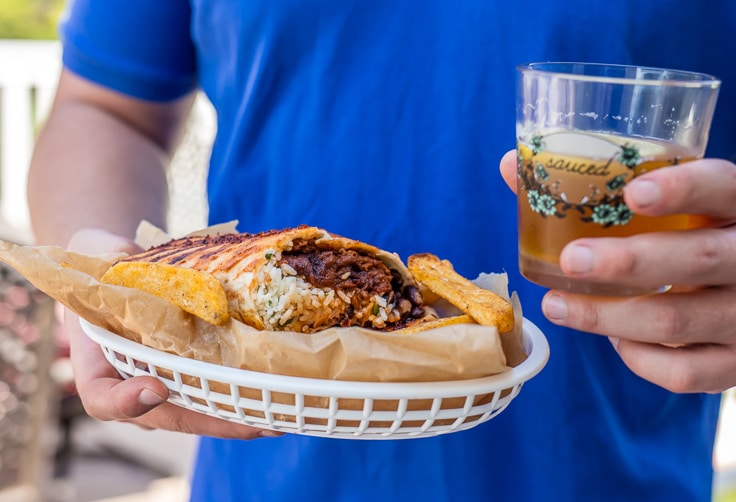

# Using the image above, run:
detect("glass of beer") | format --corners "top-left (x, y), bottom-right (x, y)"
top-left (516, 62), bottom-right (720, 295)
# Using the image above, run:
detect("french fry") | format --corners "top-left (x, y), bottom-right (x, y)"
top-left (392, 314), bottom-right (475, 334)
top-left (407, 253), bottom-right (515, 333)
top-left (100, 261), bottom-right (230, 326)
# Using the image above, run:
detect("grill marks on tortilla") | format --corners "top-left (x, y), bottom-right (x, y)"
top-left (126, 234), bottom-right (259, 273)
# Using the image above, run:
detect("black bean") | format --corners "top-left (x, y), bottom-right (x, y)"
top-left (403, 285), bottom-right (423, 306)
top-left (397, 299), bottom-right (412, 315)
top-left (410, 306), bottom-right (425, 318)
top-left (390, 269), bottom-right (404, 289)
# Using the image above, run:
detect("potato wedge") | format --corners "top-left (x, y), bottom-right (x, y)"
top-left (100, 261), bottom-right (230, 325)
top-left (392, 314), bottom-right (475, 334)
top-left (408, 253), bottom-right (515, 333)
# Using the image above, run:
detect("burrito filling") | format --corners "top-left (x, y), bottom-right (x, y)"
top-left (254, 239), bottom-right (425, 333)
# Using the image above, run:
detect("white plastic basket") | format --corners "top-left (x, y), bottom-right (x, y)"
top-left (80, 318), bottom-right (549, 440)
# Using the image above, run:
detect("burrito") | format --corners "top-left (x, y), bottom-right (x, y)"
top-left (112, 225), bottom-right (431, 333)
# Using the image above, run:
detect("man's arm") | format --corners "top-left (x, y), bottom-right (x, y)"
top-left (28, 69), bottom-right (194, 246)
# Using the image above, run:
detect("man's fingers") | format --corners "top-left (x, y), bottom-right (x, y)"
top-left (610, 337), bottom-right (736, 394)
top-left (77, 374), bottom-right (169, 421)
top-left (76, 373), bottom-right (272, 439)
top-left (75, 363), bottom-right (275, 439)
top-left (542, 288), bottom-right (736, 346)
top-left (65, 309), bottom-right (170, 419)
top-left (559, 227), bottom-right (736, 288)
top-left (542, 289), bottom-right (736, 393)
top-left (131, 402), bottom-right (277, 440)
top-left (624, 158), bottom-right (736, 222)
top-left (499, 149), bottom-right (518, 194)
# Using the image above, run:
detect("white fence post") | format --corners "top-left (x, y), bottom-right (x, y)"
top-left (0, 40), bottom-right (61, 243)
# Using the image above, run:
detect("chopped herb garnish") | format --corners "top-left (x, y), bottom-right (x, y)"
top-left (372, 303), bottom-right (380, 316)
top-left (265, 252), bottom-right (273, 260)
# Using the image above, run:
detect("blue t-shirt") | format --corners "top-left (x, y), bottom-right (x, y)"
top-left (61, 1), bottom-right (736, 500)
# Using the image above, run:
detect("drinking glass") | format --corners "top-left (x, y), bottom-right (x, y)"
top-left (516, 62), bottom-right (720, 295)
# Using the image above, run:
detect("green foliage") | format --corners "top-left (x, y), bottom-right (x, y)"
top-left (715, 487), bottom-right (736, 502)
top-left (0, 0), bottom-right (66, 40)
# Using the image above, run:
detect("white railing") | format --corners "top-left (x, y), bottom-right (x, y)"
top-left (0, 39), bottom-right (61, 243)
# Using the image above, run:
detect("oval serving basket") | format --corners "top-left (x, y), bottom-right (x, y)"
top-left (81, 318), bottom-right (549, 440)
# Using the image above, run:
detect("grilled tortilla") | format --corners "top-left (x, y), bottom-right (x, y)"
top-left (115, 225), bottom-right (431, 333)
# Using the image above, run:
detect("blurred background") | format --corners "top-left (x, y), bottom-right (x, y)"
top-left (0, 2), bottom-right (734, 501)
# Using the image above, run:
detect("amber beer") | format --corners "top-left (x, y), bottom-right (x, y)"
top-left (517, 130), bottom-right (703, 295)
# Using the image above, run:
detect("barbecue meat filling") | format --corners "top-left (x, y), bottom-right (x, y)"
top-left (279, 239), bottom-right (426, 330)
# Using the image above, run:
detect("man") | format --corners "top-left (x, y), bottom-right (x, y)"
top-left (28, 0), bottom-right (736, 500)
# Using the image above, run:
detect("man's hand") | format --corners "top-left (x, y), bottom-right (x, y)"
top-left (65, 228), bottom-right (277, 439)
top-left (500, 150), bottom-right (736, 394)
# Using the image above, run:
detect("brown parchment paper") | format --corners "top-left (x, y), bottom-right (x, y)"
top-left (0, 225), bottom-right (527, 384)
